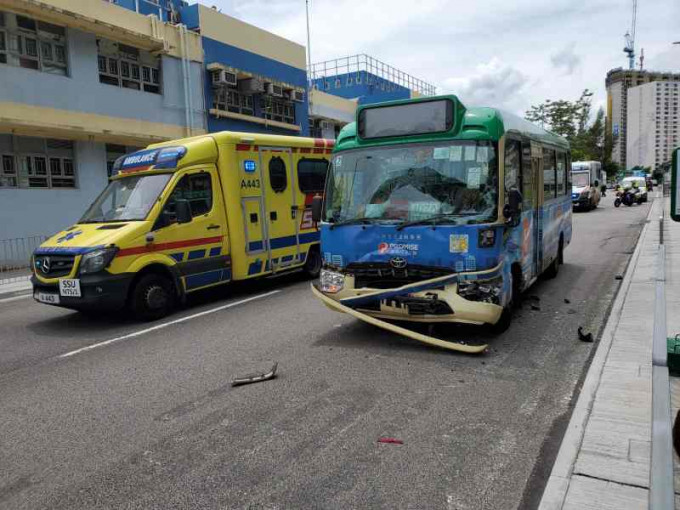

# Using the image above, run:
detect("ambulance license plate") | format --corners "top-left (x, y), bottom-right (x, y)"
top-left (35, 292), bottom-right (60, 304)
top-left (59, 279), bottom-right (81, 297)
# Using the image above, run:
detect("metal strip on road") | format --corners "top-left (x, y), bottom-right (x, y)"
top-left (57, 290), bottom-right (281, 360)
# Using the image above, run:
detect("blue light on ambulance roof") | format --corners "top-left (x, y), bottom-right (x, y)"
top-left (113, 146), bottom-right (187, 174)
top-left (154, 146), bottom-right (187, 169)
top-left (244, 160), bottom-right (256, 173)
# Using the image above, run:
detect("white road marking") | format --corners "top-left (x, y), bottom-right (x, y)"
top-left (58, 290), bottom-right (281, 359)
top-left (0, 294), bottom-right (32, 304)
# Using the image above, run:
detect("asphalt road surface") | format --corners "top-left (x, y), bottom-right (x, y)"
top-left (0, 194), bottom-right (653, 510)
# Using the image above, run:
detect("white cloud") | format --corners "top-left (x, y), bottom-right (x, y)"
top-left (441, 59), bottom-right (530, 114)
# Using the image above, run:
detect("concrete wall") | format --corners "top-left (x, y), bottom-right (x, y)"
top-left (0, 141), bottom-right (108, 240)
top-left (626, 83), bottom-right (656, 170)
top-left (0, 27), bottom-right (205, 133)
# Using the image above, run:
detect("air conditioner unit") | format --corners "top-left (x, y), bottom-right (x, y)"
top-left (287, 89), bottom-right (305, 103)
top-left (266, 83), bottom-right (284, 97)
top-left (238, 77), bottom-right (265, 94)
top-left (212, 69), bottom-right (237, 87)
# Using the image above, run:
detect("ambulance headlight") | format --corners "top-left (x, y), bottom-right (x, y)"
top-left (320, 269), bottom-right (344, 294)
top-left (80, 246), bottom-right (118, 274)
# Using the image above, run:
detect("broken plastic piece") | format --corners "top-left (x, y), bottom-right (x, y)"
top-left (231, 362), bottom-right (278, 387)
top-left (378, 437), bottom-right (403, 445)
top-left (564, 298), bottom-right (571, 304)
top-left (578, 327), bottom-right (593, 343)
top-left (615, 275), bottom-right (623, 280)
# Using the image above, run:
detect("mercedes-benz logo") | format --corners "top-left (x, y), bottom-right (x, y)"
top-left (389, 257), bottom-right (407, 269)
top-left (39, 256), bottom-right (51, 274)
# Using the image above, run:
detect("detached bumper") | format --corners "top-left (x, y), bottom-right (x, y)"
top-left (31, 272), bottom-right (134, 311)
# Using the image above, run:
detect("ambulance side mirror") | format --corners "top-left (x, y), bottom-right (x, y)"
top-left (311, 196), bottom-right (323, 223)
top-left (175, 199), bottom-right (192, 224)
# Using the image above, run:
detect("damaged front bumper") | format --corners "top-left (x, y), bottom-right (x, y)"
top-left (317, 263), bottom-right (505, 326)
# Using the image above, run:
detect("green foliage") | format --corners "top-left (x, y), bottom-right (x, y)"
top-left (525, 90), bottom-right (611, 167)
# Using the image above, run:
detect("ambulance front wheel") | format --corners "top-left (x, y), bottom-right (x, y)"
top-left (303, 248), bottom-right (322, 279)
top-left (130, 273), bottom-right (175, 321)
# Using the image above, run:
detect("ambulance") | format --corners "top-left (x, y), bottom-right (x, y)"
top-left (31, 132), bottom-right (332, 319)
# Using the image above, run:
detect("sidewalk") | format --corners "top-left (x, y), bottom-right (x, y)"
top-left (539, 193), bottom-right (680, 509)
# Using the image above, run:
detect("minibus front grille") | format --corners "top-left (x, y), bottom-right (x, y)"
top-left (34, 254), bottom-right (75, 278)
top-left (347, 262), bottom-right (453, 289)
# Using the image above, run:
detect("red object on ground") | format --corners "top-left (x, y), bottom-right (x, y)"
top-left (378, 437), bottom-right (404, 444)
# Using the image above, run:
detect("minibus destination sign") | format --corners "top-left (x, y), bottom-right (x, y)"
top-left (358, 99), bottom-right (454, 140)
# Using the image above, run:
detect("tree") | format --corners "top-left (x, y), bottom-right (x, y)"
top-left (525, 90), bottom-right (604, 163)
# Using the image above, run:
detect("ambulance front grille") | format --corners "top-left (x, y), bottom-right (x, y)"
top-left (34, 254), bottom-right (75, 278)
top-left (347, 262), bottom-right (453, 289)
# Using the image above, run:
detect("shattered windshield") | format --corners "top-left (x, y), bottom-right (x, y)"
top-left (323, 141), bottom-right (498, 226)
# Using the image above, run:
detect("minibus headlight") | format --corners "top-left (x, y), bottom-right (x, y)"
top-left (457, 276), bottom-right (503, 305)
top-left (320, 269), bottom-right (344, 293)
top-left (80, 246), bottom-right (118, 274)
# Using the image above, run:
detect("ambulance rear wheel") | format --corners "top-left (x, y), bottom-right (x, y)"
top-left (130, 273), bottom-right (175, 321)
top-left (303, 248), bottom-right (322, 279)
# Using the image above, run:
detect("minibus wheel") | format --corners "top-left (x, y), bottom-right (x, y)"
top-left (303, 248), bottom-right (322, 278)
top-left (130, 273), bottom-right (175, 321)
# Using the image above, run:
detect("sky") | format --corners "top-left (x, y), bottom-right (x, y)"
top-left (201, 0), bottom-right (680, 118)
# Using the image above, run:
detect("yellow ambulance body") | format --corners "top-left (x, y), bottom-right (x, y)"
top-left (31, 131), bottom-right (332, 319)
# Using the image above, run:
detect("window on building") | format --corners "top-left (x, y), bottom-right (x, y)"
top-left (297, 158), bottom-right (329, 193)
top-left (0, 11), bottom-right (67, 74)
top-left (543, 147), bottom-right (556, 200)
top-left (262, 98), bottom-right (296, 125)
top-left (269, 156), bottom-right (287, 192)
top-left (0, 135), bottom-right (76, 188)
top-left (212, 87), bottom-right (254, 116)
top-left (97, 38), bottom-right (160, 94)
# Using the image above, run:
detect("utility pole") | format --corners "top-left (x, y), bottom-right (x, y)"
top-left (305, 0), bottom-right (313, 80)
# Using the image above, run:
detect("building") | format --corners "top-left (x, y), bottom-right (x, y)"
top-left (307, 54), bottom-right (435, 138)
top-left (179, 3), bottom-right (310, 137)
top-left (0, 0), bottom-right (311, 247)
top-left (605, 68), bottom-right (680, 170)
top-left (627, 81), bottom-right (680, 170)
top-left (0, 0), bottom-right (205, 243)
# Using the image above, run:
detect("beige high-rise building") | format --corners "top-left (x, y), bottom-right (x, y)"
top-left (605, 69), bottom-right (680, 170)
top-left (627, 81), bottom-right (680, 170)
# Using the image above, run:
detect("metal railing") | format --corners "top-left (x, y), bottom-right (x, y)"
top-left (308, 54), bottom-right (437, 96)
top-left (649, 194), bottom-right (675, 509)
top-left (0, 235), bottom-right (46, 274)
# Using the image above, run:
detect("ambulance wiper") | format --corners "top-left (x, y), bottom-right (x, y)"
top-left (329, 217), bottom-right (379, 229)
top-left (396, 212), bottom-right (478, 230)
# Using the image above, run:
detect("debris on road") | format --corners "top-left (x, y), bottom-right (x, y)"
top-left (567, 309), bottom-right (577, 315)
top-left (578, 327), bottom-right (594, 343)
top-left (528, 295), bottom-right (541, 302)
top-left (231, 362), bottom-right (278, 387)
top-left (378, 437), bottom-right (404, 445)
top-left (564, 298), bottom-right (571, 304)
top-left (615, 275), bottom-right (623, 280)
top-left (531, 304), bottom-right (541, 311)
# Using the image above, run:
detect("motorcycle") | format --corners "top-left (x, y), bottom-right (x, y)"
top-left (614, 188), bottom-right (642, 207)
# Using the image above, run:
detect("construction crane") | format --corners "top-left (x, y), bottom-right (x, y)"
top-left (623, 0), bottom-right (638, 70)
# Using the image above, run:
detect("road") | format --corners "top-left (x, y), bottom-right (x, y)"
top-left (0, 194), bottom-right (652, 510)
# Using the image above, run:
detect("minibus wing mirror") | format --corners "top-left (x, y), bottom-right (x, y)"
top-left (311, 195), bottom-right (323, 223)
top-left (175, 199), bottom-right (192, 224)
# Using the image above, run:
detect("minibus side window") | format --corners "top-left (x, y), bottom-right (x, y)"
top-left (269, 156), bottom-right (287, 192)
top-left (556, 152), bottom-right (566, 196)
top-left (543, 147), bottom-right (556, 200)
top-left (504, 140), bottom-right (521, 196)
top-left (162, 173), bottom-right (213, 223)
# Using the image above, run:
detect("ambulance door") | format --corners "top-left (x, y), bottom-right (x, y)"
top-left (152, 166), bottom-right (231, 291)
top-left (237, 151), bottom-right (269, 277)
top-left (260, 147), bottom-right (299, 271)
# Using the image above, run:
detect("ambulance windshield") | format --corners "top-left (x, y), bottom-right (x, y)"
top-left (79, 174), bottom-right (171, 223)
top-left (323, 141), bottom-right (498, 225)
